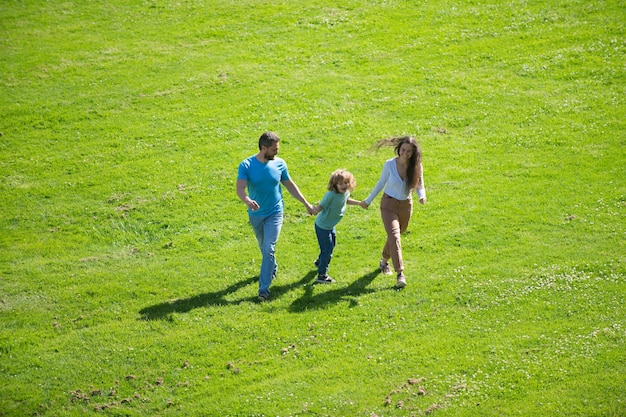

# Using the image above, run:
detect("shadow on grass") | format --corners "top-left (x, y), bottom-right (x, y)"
top-left (138, 276), bottom-right (258, 320)
top-left (269, 270), bottom-right (318, 301)
top-left (288, 269), bottom-right (381, 313)
top-left (139, 271), bottom-right (318, 320)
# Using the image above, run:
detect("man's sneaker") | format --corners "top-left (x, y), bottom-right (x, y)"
top-left (379, 259), bottom-right (392, 275)
top-left (314, 259), bottom-right (319, 268)
top-left (396, 272), bottom-right (407, 288)
top-left (258, 294), bottom-right (268, 302)
top-left (315, 275), bottom-right (336, 284)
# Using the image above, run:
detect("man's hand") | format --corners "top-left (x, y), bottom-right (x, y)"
top-left (245, 197), bottom-right (260, 211)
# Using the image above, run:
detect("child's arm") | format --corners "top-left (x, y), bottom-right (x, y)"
top-left (347, 198), bottom-right (363, 206)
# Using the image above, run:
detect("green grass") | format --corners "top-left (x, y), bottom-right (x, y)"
top-left (1, 0), bottom-right (625, 416)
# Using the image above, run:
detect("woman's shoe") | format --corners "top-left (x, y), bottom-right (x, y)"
top-left (379, 259), bottom-right (392, 275)
top-left (396, 272), bottom-right (407, 288)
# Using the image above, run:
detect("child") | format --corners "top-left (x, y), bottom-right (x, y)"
top-left (312, 169), bottom-right (364, 284)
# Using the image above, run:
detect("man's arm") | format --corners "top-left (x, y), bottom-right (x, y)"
top-left (237, 179), bottom-right (259, 211)
top-left (282, 179), bottom-right (314, 214)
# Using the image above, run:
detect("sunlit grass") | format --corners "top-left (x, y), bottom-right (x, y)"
top-left (1, 0), bottom-right (624, 416)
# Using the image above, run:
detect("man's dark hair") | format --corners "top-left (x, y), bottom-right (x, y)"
top-left (258, 131), bottom-right (280, 150)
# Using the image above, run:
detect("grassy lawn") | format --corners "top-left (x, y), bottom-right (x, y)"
top-left (1, 0), bottom-right (624, 416)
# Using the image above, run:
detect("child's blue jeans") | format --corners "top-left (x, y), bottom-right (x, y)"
top-left (315, 223), bottom-right (336, 276)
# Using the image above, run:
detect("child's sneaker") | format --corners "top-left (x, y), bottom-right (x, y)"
top-left (315, 274), bottom-right (336, 284)
top-left (314, 259), bottom-right (319, 267)
top-left (396, 272), bottom-right (407, 288)
top-left (379, 259), bottom-right (392, 275)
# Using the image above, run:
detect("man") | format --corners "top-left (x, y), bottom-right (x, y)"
top-left (237, 132), bottom-right (314, 302)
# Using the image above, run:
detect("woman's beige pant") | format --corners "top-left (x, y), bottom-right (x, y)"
top-left (380, 194), bottom-right (413, 273)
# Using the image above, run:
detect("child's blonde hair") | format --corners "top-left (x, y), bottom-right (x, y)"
top-left (327, 169), bottom-right (356, 193)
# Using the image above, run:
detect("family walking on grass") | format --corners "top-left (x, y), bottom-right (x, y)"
top-left (236, 132), bottom-right (426, 302)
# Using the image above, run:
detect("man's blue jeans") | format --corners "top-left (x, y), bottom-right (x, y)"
top-left (315, 223), bottom-right (336, 276)
top-left (249, 212), bottom-right (283, 298)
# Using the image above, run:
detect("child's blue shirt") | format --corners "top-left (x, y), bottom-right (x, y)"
top-left (315, 190), bottom-right (350, 230)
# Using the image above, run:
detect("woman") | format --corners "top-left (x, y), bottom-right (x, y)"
top-left (361, 136), bottom-right (426, 288)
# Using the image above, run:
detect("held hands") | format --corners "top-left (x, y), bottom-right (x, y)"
top-left (306, 203), bottom-right (318, 216)
top-left (309, 204), bottom-right (322, 216)
top-left (360, 201), bottom-right (370, 209)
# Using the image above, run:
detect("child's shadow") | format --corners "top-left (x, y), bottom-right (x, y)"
top-left (139, 271), bottom-right (318, 320)
top-left (288, 269), bottom-right (380, 313)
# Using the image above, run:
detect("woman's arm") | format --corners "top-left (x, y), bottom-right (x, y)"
top-left (363, 161), bottom-right (391, 206)
top-left (415, 163), bottom-right (426, 204)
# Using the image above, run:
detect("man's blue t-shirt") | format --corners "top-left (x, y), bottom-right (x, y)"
top-left (237, 156), bottom-right (290, 217)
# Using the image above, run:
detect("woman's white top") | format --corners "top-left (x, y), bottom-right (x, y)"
top-left (364, 158), bottom-right (426, 205)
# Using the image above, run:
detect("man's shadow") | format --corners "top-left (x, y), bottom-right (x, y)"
top-left (288, 269), bottom-right (381, 313)
top-left (138, 276), bottom-right (257, 321)
top-left (139, 271), bottom-right (318, 320)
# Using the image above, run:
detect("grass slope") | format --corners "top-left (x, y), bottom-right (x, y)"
top-left (1, 0), bottom-right (624, 416)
